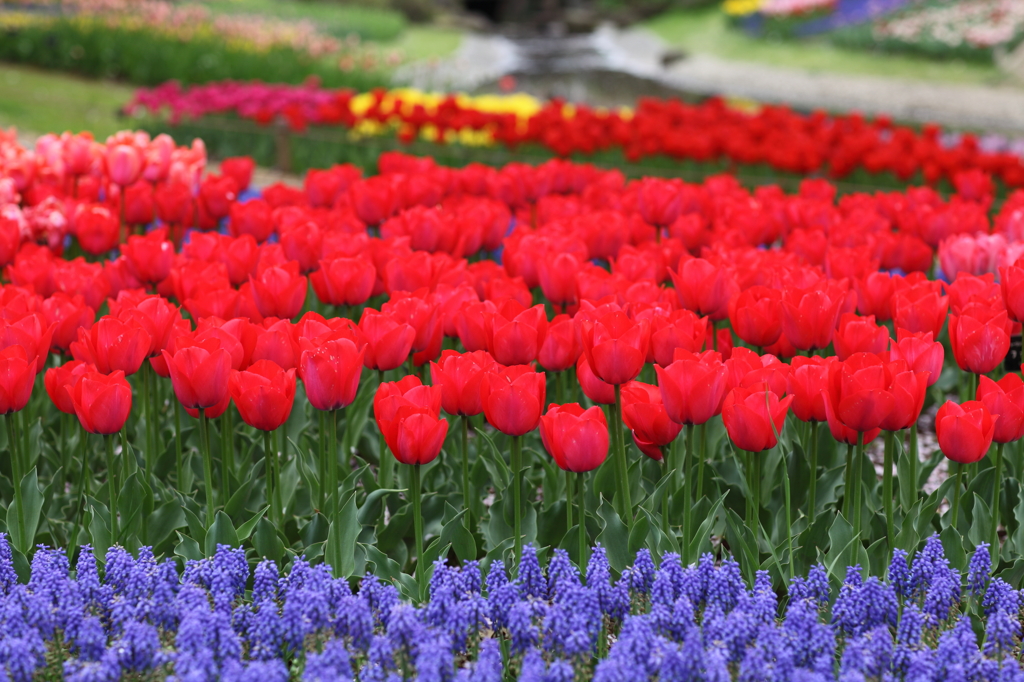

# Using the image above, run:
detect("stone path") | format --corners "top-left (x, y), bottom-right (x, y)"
top-left (395, 23), bottom-right (1024, 135)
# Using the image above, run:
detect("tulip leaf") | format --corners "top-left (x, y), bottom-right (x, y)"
top-left (342, 385), bottom-right (375, 458)
top-left (358, 488), bottom-right (405, 526)
top-left (627, 511), bottom-right (650, 557)
top-left (279, 458), bottom-right (300, 517)
top-left (724, 508), bottom-right (758, 586)
top-left (303, 513), bottom-right (330, 546)
top-left (87, 501), bottom-right (111, 562)
top-left (895, 501), bottom-right (921, 555)
top-left (968, 494), bottom-right (991, 552)
top-left (596, 496), bottom-right (629, 573)
top-left (592, 457), bottom-right (617, 502)
top-left (293, 442), bottom-right (319, 510)
top-left (482, 494), bottom-right (513, 553)
top-left (117, 473), bottom-right (145, 542)
top-left (205, 511), bottom-right (240, 556)
top-left (225, 461), bottom-right (261, 520)
top-left (237, 506), bottom-right (270, 542)
top-left (897, 436), bottom-right (917, 513)
top-left (688, 493), bottom-right (726, 561)
top-left (439, 509), bottom-right (476, 562)
top-left (253, 517), bottom-right (284, 563)
top-left (362, 542), bottom-right (404, 585)
top-left (940, 525), bottom-right (967, 571)
top-left (474, 429), bottom-right (510, 490)
top-left (560, 524), bottom-right (584, 566)
top-left (327, 493), bottom-right (360, 577)
top-left (377, 504), bottom-right (413, 553)
top-left (182, 507), bottom-right (207, 550)
top-left (1012, 494), bottom-right (1024, 554)
top-left (175, 531), bottom-right (204, 562)
top-left (7, 468), bottom-right (44, 556)
top-left (823, 512), bottom-right (856, 581)
top-left (146, 500), bottom-right (187, 547)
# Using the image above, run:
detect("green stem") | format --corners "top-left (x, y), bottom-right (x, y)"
top-left (221, 410), bottom-right (233, 502)
top-left (951, 462), bottom-right (964, 531)
top-left (377, 370), bottom-right (393, 492)
top-left (908, 423), bottom-right (919, 508)
top-left (853, 432), bottom-right (864, 540)
top-left (683, 423), bottom-right (694, 562)
top-left (461, 416), bottom-right (470, 515)
top-left (6, 413), bottom-right (25, 550)
top-left (808, 421), bottom-right (818, 515)
top-left (753, 450), bottom-right (761, 531)
top-left (577, 471), bottom-right (587, 568)
top-left (511, 435), bottom-right (523, 566)
top-left (198, 409), bottom-right (215, 527)
top-left (696, 421), bottom-right (706, 503)
top-left (883, 430), bottom-right (895, 550)
top-left (142, 362), bottom-right (152, 474)
top-left (328, 409), bottom-right (339, 519)
top-left (992, 442), bottom-right (1004, 564)
top-left (263, 431), bottom-right (279, 525)
top-left (745, 449), bottom-right (754, 528)
top-left (843, 442), bottom-right (854, 520)
top-left (318, 410), bottom-right (327, 512)
top-left (411, 463), bottom-right (424, 600)
top-left (783, 450), bottom-right (793, 582)
top-left (661, 456), bottom-right (671, 540)
top-left (611, 385), bottom-right (633, 529)
top-left (565, 468), bottom-right (573, 532)
top-left (105, 433), bottom-right (118, 541)
top-left (174, 400), bottom-right (184, 489)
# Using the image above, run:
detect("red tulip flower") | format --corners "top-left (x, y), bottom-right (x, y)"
top-left (106, 143), bottom-right (143, 187)
top-left (251, 319), bottom-right (300, 370)
top-left (228, 360), bottom-right (297, 431)
top-left (539, 403), bottom-right (609, 472)
top-left (45, 359), bottom-right (94, 414)
top-left (537, 251), bottom-right (581, 307)
top-left (855, 271), bottom-right (896, 321)
top-left (620, 381), bottom-right (682, 460)
top-left (430, 350), bottom-right (498, 417)
top-left (380, 408), bottom-right (448, 466)
top-left (579, 310), bottom-right (650, 386)
top-left (41, 292), bottom-right (95, 355)
top-left (656, 349), bottom-right (728, 426)
top-left (976, 375), bottom-right (1024, 444)
top-left (577, 354), bottom-right (616, 405)
top-left (229, 199), bottom-right (274, 243)
top-left (1000, 263), bottom-right (1024, 323)
top-left (649, 309), bottom-right (707, 367)
top-left (123, 181), bottom-right (155, 227)
top-left (935, 400), bottom-right (996, 464)
top-left (0, 346), bottom-right (35, 414)
top-left (781, 283), bottom-right (846, 351)
top-left (485, 300), bottom-right (548, 366)
top-left (729, 285), bottom-right (782, 349)
top-left (788, 355), bottom-right (830, 423)
top-left (154, 182), bottom-right (193, 227)
top-left (538, 314), bottom-right (581, 373)
top-left (298, 337), bottom-right (365, 411)
top-left (70, 370), bottom-right (132, 435)
top-left (637, 178), bottom-right (683, 227)
top-left (70, 316), bottom-right (151, 376)
top-left (833, 313), bottom-right (890, 361)
top-left (75, 204), bottom-right (120, 255)
top-left (162, 341), bottom-right (233, 410)
top-left (948, 304), bottom-right (1012, 375)
top-left (280, 221), bottom-right (323, 274)
top-left (220, 156), bottom-right (255, 192)
top-left (888, 330), bottom-right (945, 387)
top-left (879, 362), bottom-right (930, 432)
top-left (670, 258), bottom-right (737, 321)
top-left (250, 262), bottom-right (307, 320)
top-left (481, 365), bottom-right (546, 437)
top-left (120, 226), bottom-right (174, 285)
top-left (892, 283), bottom-right (949, 338)
top-left (310, 256), bottom-right (376, 307)
top-left (359, 309), bottom-right (415, 372)
top-left (722, 384), bottom-right (793, 453)
top-left (113, 293), bottom-right (185, 357)
top-left (824, 353), bottom-right (898, 434)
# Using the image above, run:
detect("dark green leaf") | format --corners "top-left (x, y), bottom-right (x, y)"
top-left (182, 506), bottom-right (206, 549)
top-left (688, 493), bottom-right (726, 561)
top-left (146, 501), bottom-right (186, 547)
top-left (474, 429), bottom-right (510, 489)
top-left (205, 511), bottom-right (240, 555)
top-left (174, 531), bottom-right (203, 561)
top-left (596, 497), bottom-right (629, 573)
top-left (253, 517), bottom-right (284, 563)
top-left (7, 468), bottom-right (43, 555)
top-left (823, 512), bottom-right (856, 580)
top-left (237, 506), bottom-right (269, 541)
top-left (940, 525), bottom-right (968, 571)
top-left (439, 509), bottom-right (476, 562)
top-left (358, 488), bottom-right (405, 526)
top-left (326, 493), bottom-right (360, 577)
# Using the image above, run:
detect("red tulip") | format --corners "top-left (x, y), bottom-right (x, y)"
top-left (280, 221), bottom-right (323, 274)
top-left (70, 370), bottom-right (132, 435)
top-left (948, 304), bottom-right (1012, 375)
top-left (976, 375), bottom-right (1024, 444)
top-left (162, 341), bottom-right (232, 410)
top-left (112, 293), bottom-right (185, 357)
top-left (0, 345), bottom-right (35, 414)
top-left (456, 300), bottom-right (495, 353)
top-left (579, 310), bottom-right (650, 386)
top-left (298, 337), bottom-right (365, 411)
top-left (577, 354), bottom-right (616, 405)
top-left (1000, 263), bottom-right (1024, 323)
top-left (229, 199), bottom-right (274, 243)
top-left (120, 226), bottom-right (174, 285)
top-left (539, 403), bottom-right (608, 472)
top-left (888, 329), bottom-right (945, 387)
top-left (935, 400), bottom-right (996, 464)
top-left (430, 350), bottom-right (498, 417)
top-left (481, 365), bottom-right (546, 436)
top-left (947, 272), bottom-right (1001, 316)
top-left (198, 174), bottom-right (238, 221)
top-left (220, 156), bottom-right (255, 192)
top-left (729, 285), bottom-right (782, 348)
top-left (670, 258), bottom-right (736, 321)
top-left (854, 272), bottom-right (895, 321)
top-left (123, 181), bottom-right (154, 227)
top-left (725, 347), bottom-right (789, 396)
top-left (892, 282), bottom-right (948, 338)
top-left (656, 349), bottom-right (728, 426)
top-left (374, 377), bottom-right (447, 465)
top-left (70, 316), bottom-right (152, 376)
top-left (154, 182), bottom-right (193, 227)
top-left (636, 178), bottom-right (683, 227)
top-left (879, 362), bottom-right (929, 432)
top-left (310, 256), bottom-right (376, 307)
top-left (45, 359), bottom-right (94, 414)
top-left (249, 262), bottom-right (307, 320)
top-left (788, 355), bottom-right (830, 423)
top-left (824, 353), bottom-right (895, 434)
top-left (358, 310), bottom-right (415, 372)
top-left (0, 313), bottom-right (55, 374)
top-left (781, 282), bottom-right (846, 351)
top-left (75, 204), bottom-right (120, 255)
top-left (833, 313), bottom-right (890, 361)
top-left (373, 376), bottom-right (442, 423)
top-left (648, 309), bottom-right (707, 367)
top-left (228, 360), bottom-right (297, 431)
top-left (41, 292), bottom-right (94, 355)
top-left (251, 319), bottom-right (300, 370)
top-left (382, 292), bottom-right (440, 354)
top-left (722, 384), bottom-right (793, 453)
top-left (620, 381), bottom-right (682, 460)
top-left (106, 144), bottom-right (143, 187)
top-left (537, 251), bottom-right (580, 307)
top-left (537, 314), bottom-right (581, 373)
top-left (485, 300), bottom-right (548, 366)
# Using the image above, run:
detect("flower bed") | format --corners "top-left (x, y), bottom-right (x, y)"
top-left (0, 536), bottom-right (1015, 681)
top-left (126, 82), bottom-right (1024, 191)
top-left (0, 127), bottom-right (1023, 681)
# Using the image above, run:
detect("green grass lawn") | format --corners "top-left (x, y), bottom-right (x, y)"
top-left (198, 0), bottom-right (408, 41)
top-left (0, 63), bottom-right (134, 139)
top-left (643, 7), bottom-right (1013, 87)
top-left (386, 25), bottom-right (463, 62)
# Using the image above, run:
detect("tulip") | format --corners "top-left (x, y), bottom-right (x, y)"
top-left (154, 182), bottom-right (193, 228)
top-left (0, 345), bottom-right (35, 417)
top-left (229, 199), bottom-right (274, 243)
top-left (781, 283), bottom-right (846, 351)
top-left (936, 400), bottom-right (997, 531)
top-left (833, 313), bottom-right (890, 361)
top-left (120, 226), bottom-right (174, 286)
top-left (69, 369), bottom-right (132, 538)
top-left (251, 319), bottom-right (299, 370)
top-left (948, 304), bottom-right (1012, 376)
top-left (537, 314), bottom-right (581, 375)
top-left (41, 292), bottom-right (95, 355)
top-left (729, 286), bottom-right (782, 349)
top-left (637, 177), bottom-right (683, 229)
top-left (220, 156), bottom-right (255, 192)
top-left (999, 262), bottom-right (1024, 323)
top-left (106, 144), bottom-right (143, 187)
top-left (485, 301), bottom-right (548, 366)
top-left (198, 174), bottom-right (238, 221)
top-left (854, 272), bottom-right (895, 321)
top-left (482, 365), bottom-right (545, 563)
top-left (722, 383), bottom-right (793, 529)
top-left (620, 381), bottom-right (682, 461)
top-left (45, 359), bottom-right (94, 415)
top-left (250, 262), bottom-right (307, 320)
top-left (540, 402), bottom-right (608, 564)
top-left (975, 375), bottom-right (1022, 554)
top-left (310, 256), bottom-right (376, 308)
top-left (579, 310), bottom-right (650, 386)
top-left (280, 221), bottom-right (323, 274)
top-left (656, 349), bottom-right (728, 427)
top-left (359, 309), bottom-right (415, 372)
top-left (75, 204), bottom-right (120, 255)
top-left (162, 342), bottom-right (233, 411)
top-left (123, 181), bottom-right (155, 227)
top-left (889, 330), bottom-right (945, 387)
top-left (892, 283), bottom-right (948, 338)
top-left (670, 258), bottom-right (736, 321)
top-left (70, 316), bottom-right (151, 376)
top-left (648, 309), bottom-right (707, 367)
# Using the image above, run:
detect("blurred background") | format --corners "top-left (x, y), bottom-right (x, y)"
top-left (0, 0), bottom-right (1022, 178)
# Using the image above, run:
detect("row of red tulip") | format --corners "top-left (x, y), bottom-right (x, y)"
top-left (0, 129), bottom-right (1018, 564)
top-left (125, 81), bottom-right (1024, 189)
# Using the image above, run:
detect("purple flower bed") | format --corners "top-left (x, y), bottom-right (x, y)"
top-left (2, 534), bottom-right (1021, 681)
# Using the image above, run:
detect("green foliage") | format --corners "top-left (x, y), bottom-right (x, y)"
top-left (200, 0), bottom-right (408, 41)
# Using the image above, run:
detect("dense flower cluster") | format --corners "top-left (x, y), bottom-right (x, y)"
top-left (0, 535), bottom-right (1019, 681)
top-left (126, 82), bottom-right (1024, 188)
top-left (874, 0), bottom-right (1024, 50)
